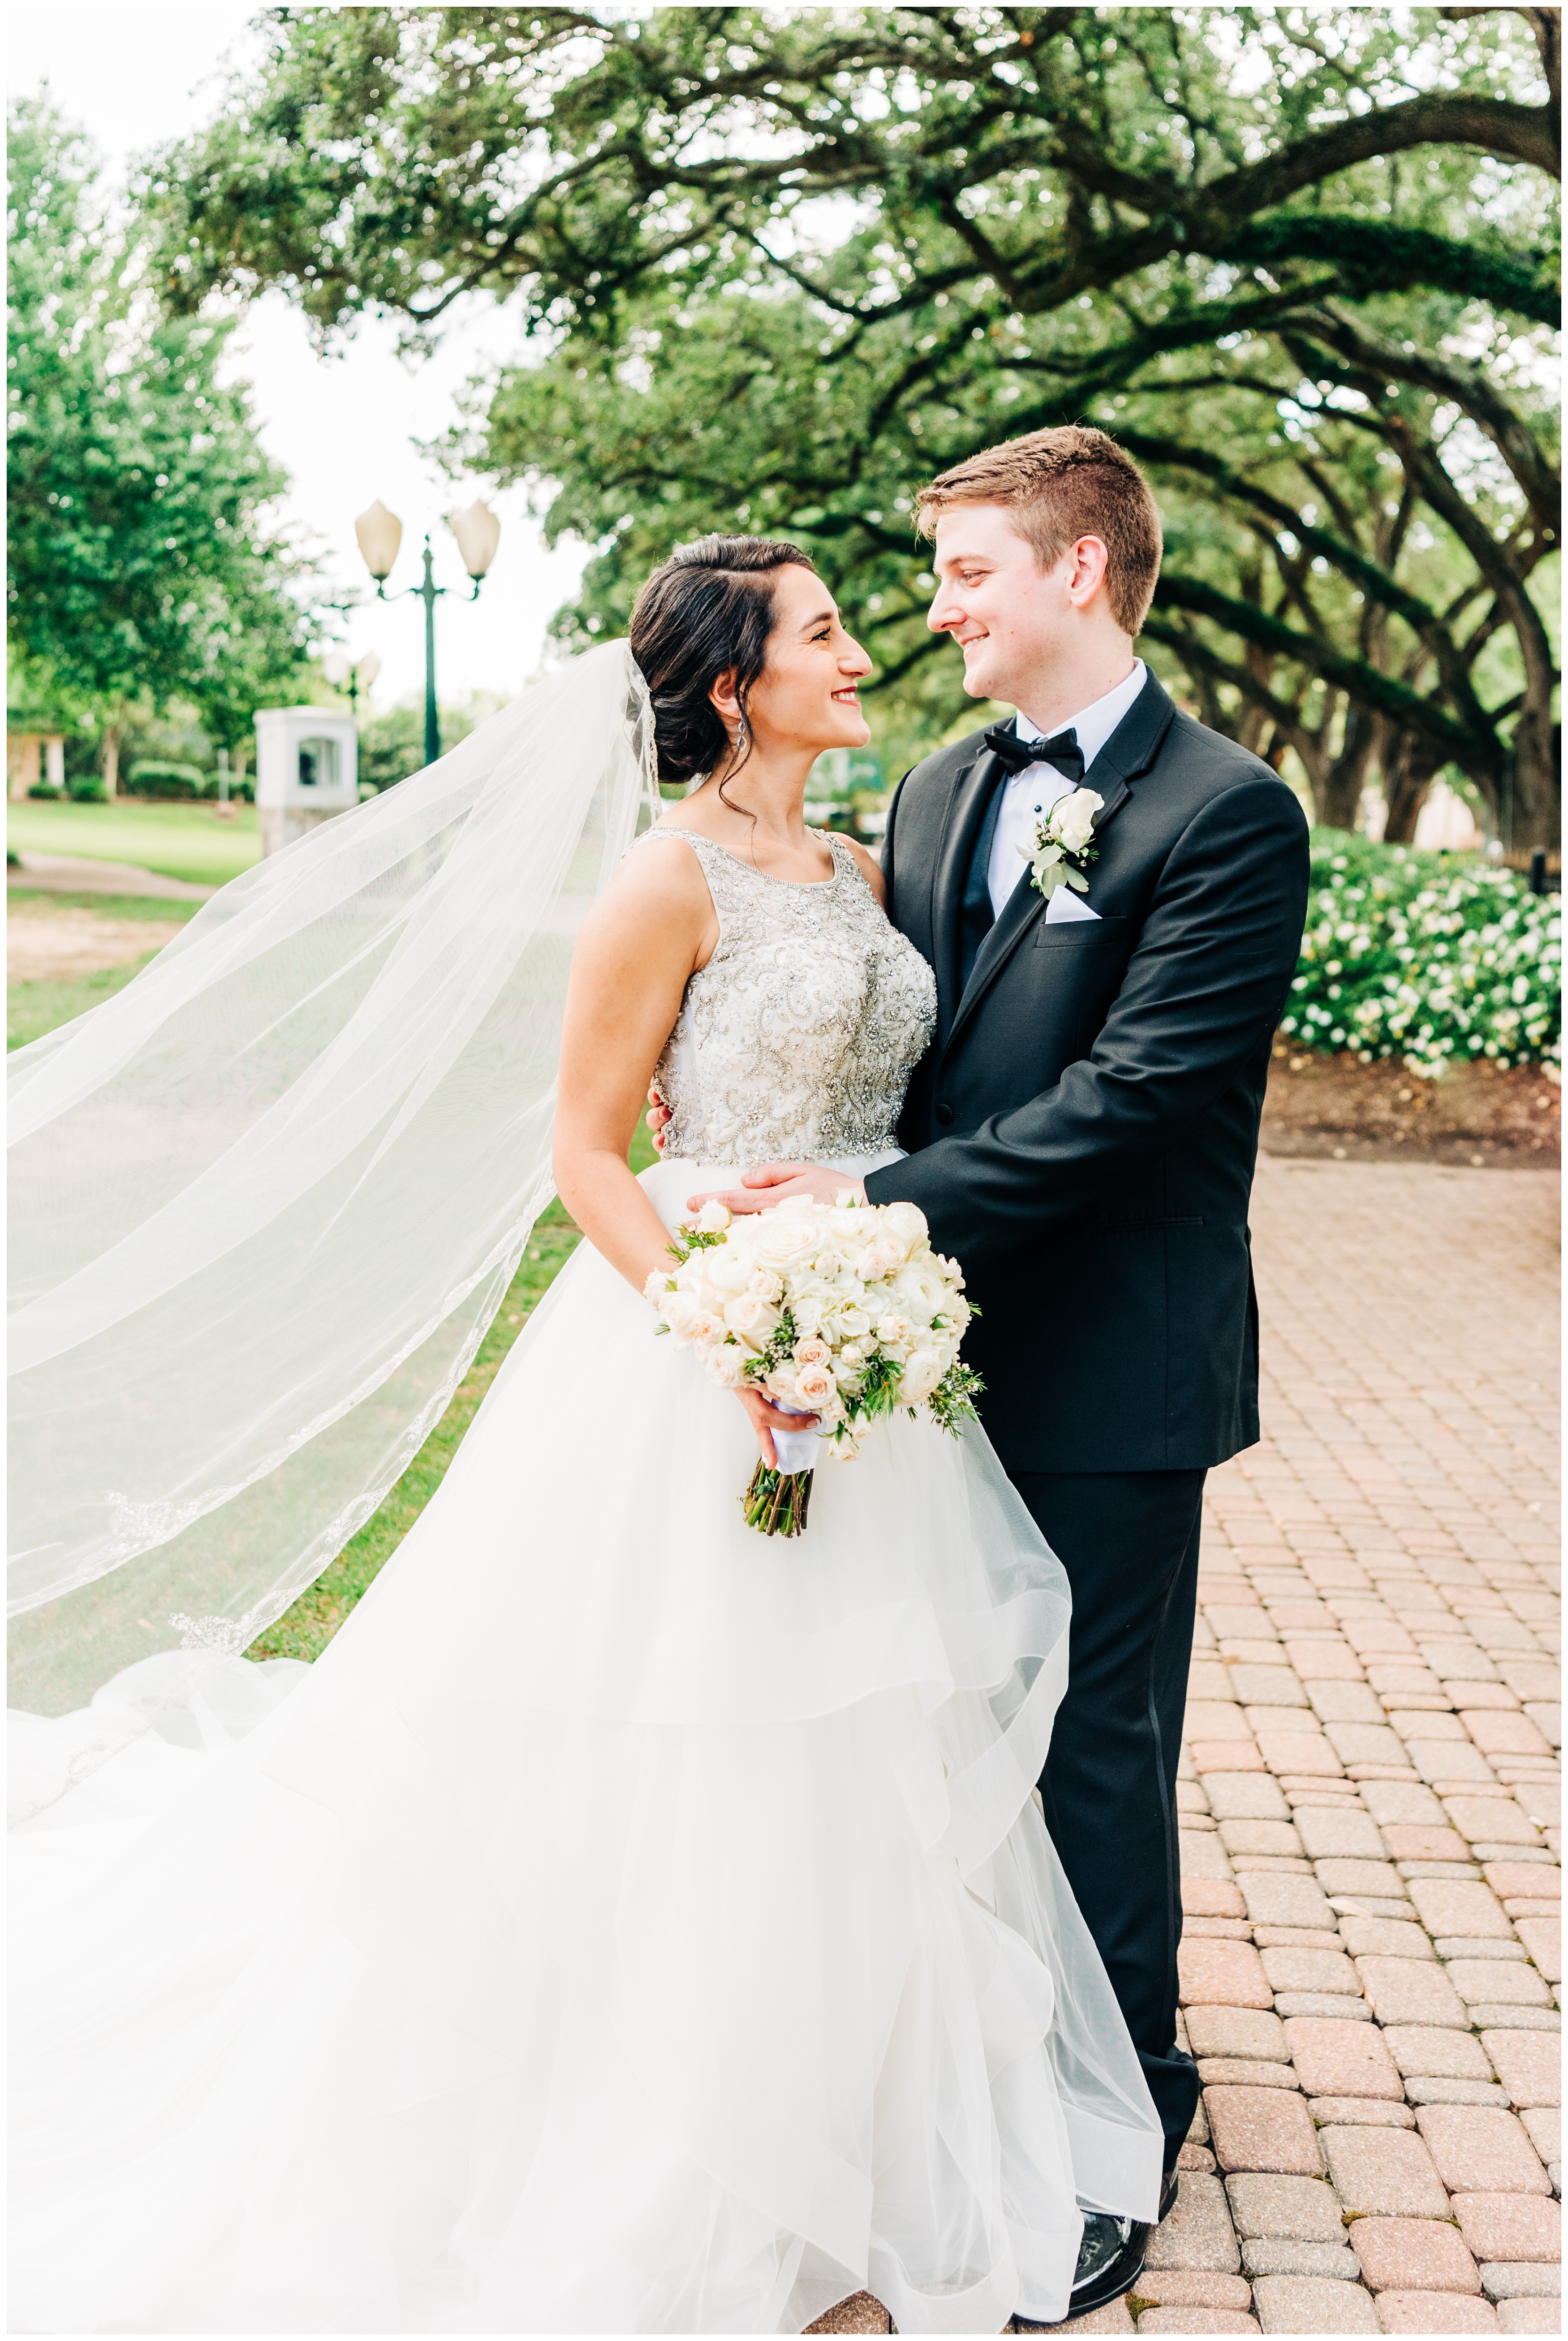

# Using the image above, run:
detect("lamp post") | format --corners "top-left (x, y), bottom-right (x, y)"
top-left (353, 500), bottom-right (500, 766)
top-left (321, 648), bottom-right (382, 719)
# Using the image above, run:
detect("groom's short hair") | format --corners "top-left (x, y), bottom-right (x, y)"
top-left (916, 425), bottom-right (1163, 637)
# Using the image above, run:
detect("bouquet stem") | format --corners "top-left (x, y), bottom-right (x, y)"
top-left (743, 1459), bottom-right (814, 1538)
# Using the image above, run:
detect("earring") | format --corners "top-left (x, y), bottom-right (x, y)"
top-left (734, 713), bottom-right (749, 759)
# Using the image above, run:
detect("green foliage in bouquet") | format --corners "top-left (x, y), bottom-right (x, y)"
top-left (1282, 835), bottom-right (1561, 1079)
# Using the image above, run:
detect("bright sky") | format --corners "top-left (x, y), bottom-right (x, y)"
top-left (9, 1), bottom-right (593, 711)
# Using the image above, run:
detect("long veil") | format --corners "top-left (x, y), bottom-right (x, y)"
top-left (9, 640), bottom-right (659, 1736)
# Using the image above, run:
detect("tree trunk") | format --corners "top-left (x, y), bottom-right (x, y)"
top-left (1317, 703), bottom-right (1378, 832)
top-left (1383, 732), bottom-right (1443, 844)
top-left (100, 725), bottom-right (123, 800)
top-left (1505, 706), bottom-right (1562, 852)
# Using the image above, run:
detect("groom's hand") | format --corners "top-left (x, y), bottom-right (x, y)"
top-left (686, 1161), bottom-right (868, 1214)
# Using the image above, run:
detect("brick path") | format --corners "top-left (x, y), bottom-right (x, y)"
top-left (814, 1158), bottom-right (1561, 2337)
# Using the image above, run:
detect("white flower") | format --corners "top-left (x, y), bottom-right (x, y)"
top-left (750, 1214), bottom-right (820, 1267)
top-left (644, 1269), bottom-right (672, 1304)
top-left (661, 1290), bottom-right (704, 1342)
top-left (1054, 788), bottom-right (1103, 854)
top-left (692, 1199), bottom-right (731, 1234)
top-left (705, 1343), bottom-right (748, 1388)
top-left (875, 1311), bottom-right (913, 1346)
top-left (894, 1261), bottom-right (947, 1324)
top-left (836, 1305), bottom-right (871, 1339)
top-left (794, 1337), bottom-right (833, 1369)
top-left (748, 1267), bottom-right (783, 1304)
top-left (901, 1349), bottom-right (945, 1404)
top-left (724, 1291), bottom-right (780, 1344)
top-left (705, 1248), bottom-right (754, 1294)
top-left (879, 1201), bottom-right (928, 1253)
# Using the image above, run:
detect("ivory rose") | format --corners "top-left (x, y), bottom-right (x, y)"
top-left (724, 1292), bottom-right (780, 1344)
top-left (1054, 788), bottom-right (1103, 854)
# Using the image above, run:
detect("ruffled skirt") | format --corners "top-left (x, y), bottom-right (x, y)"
top-left (9, 1159), bottom-right (1160, 2333)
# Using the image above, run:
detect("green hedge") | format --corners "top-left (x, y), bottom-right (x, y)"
top-left (1280, 834), bottom-right (1561, 1079)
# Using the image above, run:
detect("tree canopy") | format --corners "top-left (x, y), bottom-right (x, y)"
top-left (8, 97), bottom-right (315, 789)
top-left (150, 5), bottom-right (1561, 841)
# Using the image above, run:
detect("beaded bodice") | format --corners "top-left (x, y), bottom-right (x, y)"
top-left (641, 827), bottom-right (936, 1168)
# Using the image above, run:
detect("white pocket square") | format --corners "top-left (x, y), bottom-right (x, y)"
top-left (1044, 889), bottom-right (1101, 924)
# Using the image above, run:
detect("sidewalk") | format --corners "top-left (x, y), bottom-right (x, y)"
top-left (820, 1158), bottom-right (1562, 2337)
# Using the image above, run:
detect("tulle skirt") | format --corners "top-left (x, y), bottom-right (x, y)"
top-left (9, 1158), bottom-right (1161, 2333)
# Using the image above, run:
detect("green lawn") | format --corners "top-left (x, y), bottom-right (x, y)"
top-left (10, 919), bottom-right (650, 1662)
top-left (7, 892), bottom-right (204, 1051)
top-left (8, 799), bottom-right (261, 888)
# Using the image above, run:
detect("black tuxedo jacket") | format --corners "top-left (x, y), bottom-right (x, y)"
top-left (864, 672), bottom-right (1310, 1475)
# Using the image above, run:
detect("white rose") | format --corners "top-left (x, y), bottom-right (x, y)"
top-left (705, 1343), bottom-right (748, 1388)
top-left (879, 1201), bottom-right (928, 1253)
top-left (661, 1290), bottom-right (703, 1342)
top-left (748, 1268), bottom-right (783, 1304)
top-left (875, 1312), bottom-right (913, 1347)
top-left (901, 1349), bottom-right (944, 1405)
top-left (724, 1292), bottom-right (780, 1344)
top-left (794, 1337), bottom-right (832, 1369)
top-left (751, 1215), bottom-right (819, 1268)
top-left (1054, 788), bottom-right (1103, 854)
top-left (644, 1270), bottom-right (672, 1304)
top-left (688, 1309), bottom-right (728, 1347)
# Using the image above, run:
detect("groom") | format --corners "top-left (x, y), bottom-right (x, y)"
top-left (697, 426), bottom-right (1310, 2314)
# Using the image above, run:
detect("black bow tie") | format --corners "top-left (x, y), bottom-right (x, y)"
top-left (982, 724), bottom-right (1085, 786)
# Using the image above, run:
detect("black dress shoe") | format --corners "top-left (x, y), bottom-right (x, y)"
top-left (1012, 2170), bottom-right (1180, 2328)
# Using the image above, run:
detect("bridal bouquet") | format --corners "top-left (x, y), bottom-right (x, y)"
top-left (646, 1194), bottom-right (982, 1538)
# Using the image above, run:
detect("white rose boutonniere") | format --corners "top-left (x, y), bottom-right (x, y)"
top-left (1023, 787), bottom-right (1105, 900)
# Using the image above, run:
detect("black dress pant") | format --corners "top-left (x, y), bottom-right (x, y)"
top-left (1010, 1468), bottom-right (1206, 2168)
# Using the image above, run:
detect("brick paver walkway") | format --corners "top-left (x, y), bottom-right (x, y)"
top-left (814, 1158), bottom-right (1561, 2338)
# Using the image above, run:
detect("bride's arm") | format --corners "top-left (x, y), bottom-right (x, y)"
top-left (552, 840), bottom-right (714, 1292)
top-left (553, 838), bottom-right (820, 1467)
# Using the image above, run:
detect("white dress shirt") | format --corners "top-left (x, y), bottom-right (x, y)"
top-left (986, 660), bottom-right (1146, 920)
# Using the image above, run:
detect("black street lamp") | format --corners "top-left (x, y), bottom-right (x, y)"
top-left (353, 501), bottom-right (501, 766)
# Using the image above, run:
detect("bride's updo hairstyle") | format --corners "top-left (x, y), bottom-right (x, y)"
top-left (629, 534), bottom-right (819, 791)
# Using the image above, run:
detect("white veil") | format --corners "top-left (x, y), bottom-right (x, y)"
top-left (9, 640), bottom-right (659, 1722)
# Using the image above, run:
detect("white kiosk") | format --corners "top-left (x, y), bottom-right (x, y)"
top-left (254, 707), bottom-right (360, 857)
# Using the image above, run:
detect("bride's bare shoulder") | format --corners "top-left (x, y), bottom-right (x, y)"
top-left (578, 822), bottom-right (713, 952)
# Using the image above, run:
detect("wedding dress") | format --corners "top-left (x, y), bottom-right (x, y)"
top-left (10, 820), bottom-right (1161, 2334)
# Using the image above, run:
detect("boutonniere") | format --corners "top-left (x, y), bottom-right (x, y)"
top-left (1022, 788), bottom-right (1105, 901)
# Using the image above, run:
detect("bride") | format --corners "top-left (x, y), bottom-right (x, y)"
top-left (9, 534), bottom-right (1160, 2333)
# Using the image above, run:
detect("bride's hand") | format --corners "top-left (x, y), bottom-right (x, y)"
top-left (735, 1382), bottom-right (818, 1470)
top-left (645, 1084), bottom-right (671, 1152)
top-left (686, 1162), bottom-right (867, 1215)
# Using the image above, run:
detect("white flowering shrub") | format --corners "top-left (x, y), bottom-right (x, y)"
top-left (1280, 836), bottom-right (1561, 1080)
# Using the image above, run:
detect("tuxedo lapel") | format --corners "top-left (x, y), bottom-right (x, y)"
top-left (929, 747), bottom-right (1003, 1045)
top-left (938, 673), bottom-right (1179, 1063)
